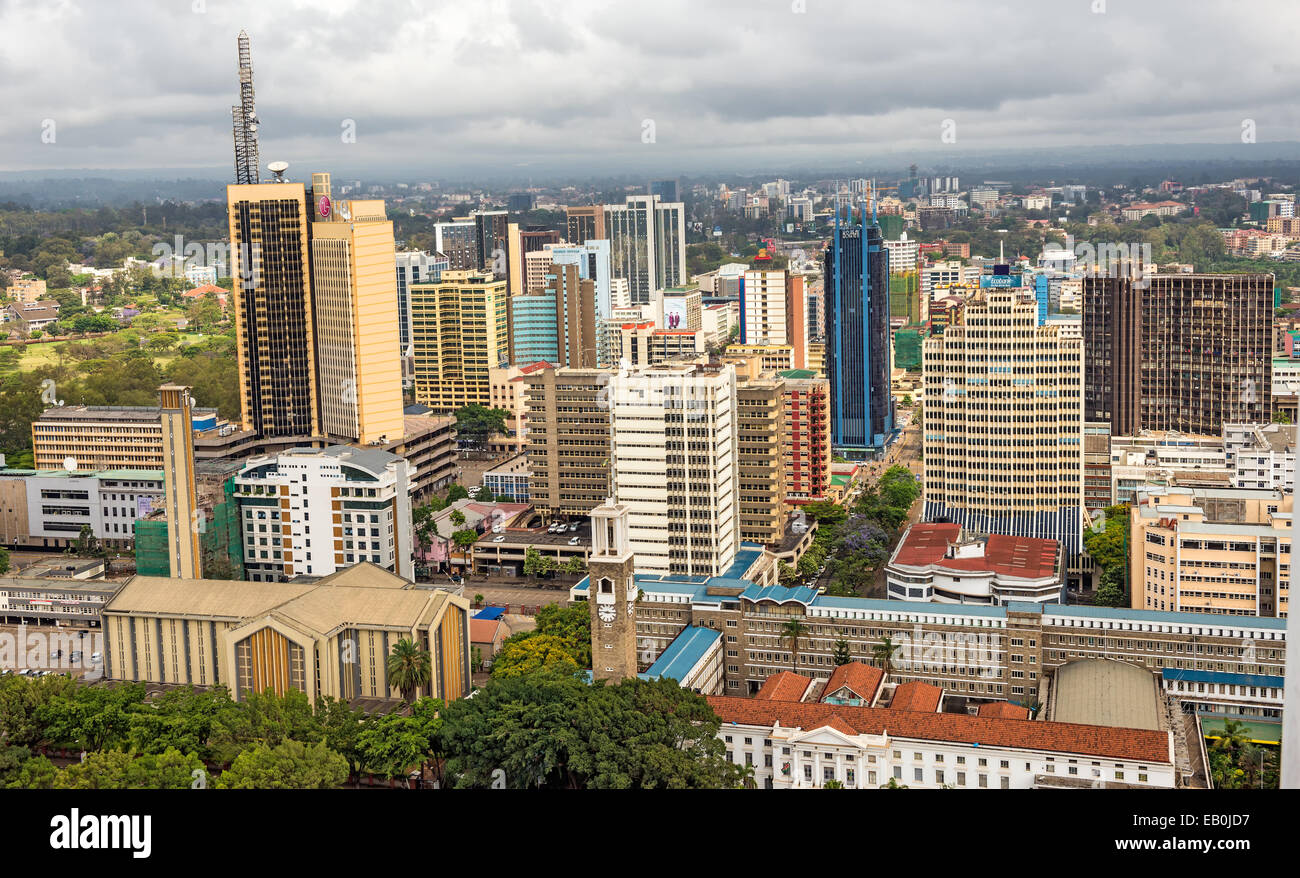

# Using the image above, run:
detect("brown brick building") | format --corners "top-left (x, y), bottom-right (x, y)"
top-left (1083, 274), bottom-right (1273, 436)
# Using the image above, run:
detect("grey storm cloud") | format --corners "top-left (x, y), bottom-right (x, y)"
top-left (0, 0), bottom-right (1297, 177)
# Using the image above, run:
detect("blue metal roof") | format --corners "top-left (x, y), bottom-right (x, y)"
top-left (742, 584), bottom-right (818, 605)
top-left (721, 544), bottom-right (765, 580)
top-left (1162, 668), bottom-right (1284, 688)
top-left (643, 627), bottom-right (721, 683)
top-left (473, 607), bottom-right (506, 621)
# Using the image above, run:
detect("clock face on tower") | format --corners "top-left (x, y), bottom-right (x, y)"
top-left (598, 604), bottom-right (616, 623)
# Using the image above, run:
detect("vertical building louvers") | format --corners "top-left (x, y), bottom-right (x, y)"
top-left (824, 208), bottom-right (893, 455)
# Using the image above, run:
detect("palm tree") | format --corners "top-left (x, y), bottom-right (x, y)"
top-left (1211, 719), bottom-right (1249, 758)
top-left (781, 618), bottom-right (809, 673)
top-left (872, 636), bottom-right (899, 679)
top-left (386, 638), bottom-right (432, 704)
top-left (879, 776), bottom-right (909, 789)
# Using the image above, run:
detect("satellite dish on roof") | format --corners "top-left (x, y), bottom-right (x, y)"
top-left (268, 161), bottom-right (289, 182)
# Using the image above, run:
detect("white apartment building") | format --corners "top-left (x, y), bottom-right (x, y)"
top-left (609, 363), bottom-right (738, 577)
top-left (882, 234), bottom-right (919, 275)
top-left (709, 696), bottom-right (1175, 789)
top-left (922, 261), bottom-right (981, 298)
top-left (922, 289), bottom-right (1085, 558)
top-left (234, 446), bottom-right (413, 582)
top-left (740, 268), bottom-right (789, 346)
top-left (1225, 422), bottom-right (1296, 491)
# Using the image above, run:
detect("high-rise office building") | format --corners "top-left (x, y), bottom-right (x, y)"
top-left (734, 369), bottom-right (788, 546)
top-left (779, 369), bottom-right (832, 503)
top-left (604, 195), bottom-right (686, 305)
top-left (923, 287), bottom-right (1084, 557)
top-left (510, 263), bottom-right (598, 368)
top-left (609, 362), bottom-right (738, 577)
top-left (565, 205), bottom-right (605, 245)
top-left (434, 221), bottom-right (476, 270)
top-left (159, 384), bottom-right (202, 579)
top-left (519, 227), bottom-right (561, 254)
top-left (409, 270), bottom-right (509, 412)
top-left (308, 173), bottom-right (405, 445)
top-left (472, 210), bottom-right (510, 275)
top-left (523, 367), bottom-right (612, 518)
top-left (823, 208), bottom-right (893, 456)
top-left (740, 250), bottom-right (809, 369)
top-left (650, 179), bottom-right (679, 203)
top-left (228, 178), bottom-right (319, 438)
top-left (1083, 274), bottom-right (1273, 436)
top-left (395, 250), bottom-right (448, 354)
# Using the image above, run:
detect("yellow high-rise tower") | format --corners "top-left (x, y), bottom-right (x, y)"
top-left (308, 172), bottom-right (405, 445)
top-left (159, 384), bottom-right (202, 579)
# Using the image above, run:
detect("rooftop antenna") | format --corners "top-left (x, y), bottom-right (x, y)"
top-left (231, 30), bottom-right (261, 185)
top-left (267, 160), bottom-right (289, 183)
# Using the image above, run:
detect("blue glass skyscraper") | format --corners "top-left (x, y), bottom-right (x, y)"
top-left (824, 205), bottom-right (893, 457)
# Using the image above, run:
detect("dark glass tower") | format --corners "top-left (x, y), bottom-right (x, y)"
top-left (824, 206), bottom-right (893, 457)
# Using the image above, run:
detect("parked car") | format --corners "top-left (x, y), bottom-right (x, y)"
top-left (568, 536), bottom-right (581, 546)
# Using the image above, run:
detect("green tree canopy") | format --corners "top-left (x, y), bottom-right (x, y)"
top-left (438, 671), bottom-right (741, 789)
top-left (215, 739), bottom-right (350, 789)
top-left (453, 404), bottom-right (509, 448)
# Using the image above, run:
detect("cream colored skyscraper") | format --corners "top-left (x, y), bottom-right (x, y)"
top-left (159, 384), bottom-right (202, 579)
top-left (922, 287), bottom-right (1084, 558)
top-left (308, 172), bottom-right (404, 445)
top-left (228, 179), bottom-right (319, 438)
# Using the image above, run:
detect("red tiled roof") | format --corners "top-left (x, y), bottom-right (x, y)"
top-left (978, 702), bottom-right (1032, 721)
top-left (892, 524), bottom-right (1057, 580)
top-left (470, 619), bottom-right (504, 645)
top-left (889, 681), bottom-right (943, 713)
top-left (822, 662), bottom-right (884, 704)
top-left (755, 671), bottom-right (813, 702)
top-left (892, 523), bottom-right (961, 566)
top-left (182, 283), bottom-right (229, 298)
top-left (706, 696), bottom-right (1172, 764)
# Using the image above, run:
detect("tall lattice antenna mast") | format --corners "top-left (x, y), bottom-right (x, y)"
top-left (231, 30), bottom-right (260, 185)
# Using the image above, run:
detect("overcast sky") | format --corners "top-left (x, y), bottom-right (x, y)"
top-left (1, 0), bottom-right (1297, 180)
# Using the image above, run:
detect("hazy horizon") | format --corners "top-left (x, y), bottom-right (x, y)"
top-left (2, 0), bottom-right (1297, 184)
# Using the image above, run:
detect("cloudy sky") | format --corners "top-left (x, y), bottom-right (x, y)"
top-left (1, 0), bottom-right (1297, 180)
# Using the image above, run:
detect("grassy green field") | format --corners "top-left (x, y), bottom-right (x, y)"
top-left (6, 327), bottom-right (213, 373)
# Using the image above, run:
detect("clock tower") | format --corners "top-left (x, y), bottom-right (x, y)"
top-left (588, 499), bottom-right (638, 682)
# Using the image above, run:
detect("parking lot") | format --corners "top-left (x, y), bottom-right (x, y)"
top-left (0, 623), bottom-right (104, 679)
